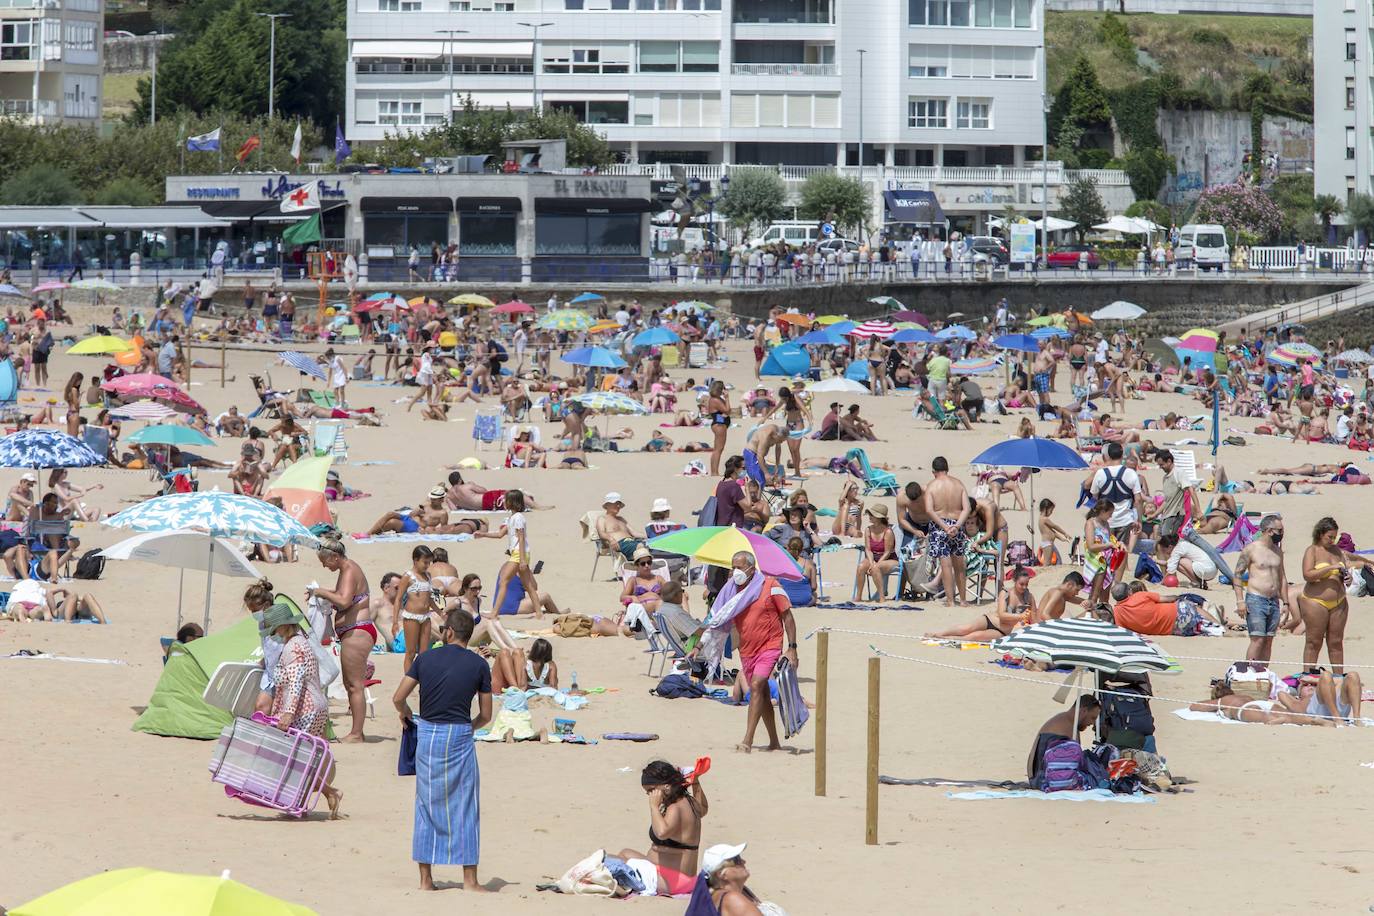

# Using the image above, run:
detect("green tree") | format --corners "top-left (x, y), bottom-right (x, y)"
top-left (1124, 199), bottom-right (1174, 229)
top-left (1058, 176), bottom-right (1107, 242)
top-left (1122, 146), bottom-right (1174, 201)
top-left (1269, 174), bottom-right (1321, 244)
top-left (506, 107), bottom-right (613, 168)
top-left (90, 177), bottom-right (162, 206)
top-left (717, 168), bottom-right (787, 236)
top-left (1313, 193), bottom-right (1344, 242)
top-left (1346, 193), bottom-right (1374, 243)
top-left (1065, 55), bottom-right (1114, 132)
top-left (0, 164), bottom-right (81, 205)
top-left (797, 172), bottom-right (870, 235)
top-left (364, 103), bottom-right (613, 169)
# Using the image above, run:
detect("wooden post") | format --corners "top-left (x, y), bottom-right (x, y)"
top-left (865, 655), bottom-right (880, 846)
top-left (220, 337), bottom-right (226, 388)
top-left (814, 630), bottom-right (829, 797)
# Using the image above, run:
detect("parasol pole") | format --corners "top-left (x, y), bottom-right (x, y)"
top-left (175, 566), bottom-right (185, 630)
top-left (202, 537), bottom-right (216, 632)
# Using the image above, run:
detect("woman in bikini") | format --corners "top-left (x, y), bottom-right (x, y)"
top-left (864, 337), bottom-right (890, 396)
top-left (855, 504), bottom-right (898, 602)
top-left (772, 385), bottom-right (812, 481)
top-left (393, 544), bottom-right (437, 673)
top-left (831, 480), bottom-right (865, 538)
top-left (925, 565), bottom-right (1035, 641)
top-left (620, 546), bottom-right (666, 614)
top-left (48, 468), bottom-right (102, 521)
top-left (309, 536), bottom-right (372, 742)
top-left (616, 759), bottom-right (709, 898)
top-left (1299, 517), bottom-right (1374, 676)
top-left (705, 380), bottom-right (730, 477)
top-left (490, 637), bottom-right (559, 692)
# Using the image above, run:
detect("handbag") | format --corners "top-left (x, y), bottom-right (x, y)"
top-left (397, 720), bottom-right (417, 776)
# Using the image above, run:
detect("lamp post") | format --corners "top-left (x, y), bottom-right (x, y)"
top-left (1039, 43), bottom-right (1050, 271)
top-left (256, 13), bottom-right (292, 121)
top-left (438, 29), bottom-right (469, 124)
top-left (517, 20), bottom-right (554, 112)
top-left (689, 172), bottom-right (731, 253)
top-left (856, 48), bottom-right (866, 182)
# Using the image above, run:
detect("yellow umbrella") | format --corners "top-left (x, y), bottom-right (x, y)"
top-left (11, 867), bottom-right (317, 916)
top-left (448, 294), bottom-right (494, 308)
top-left (67, 335), bottom-right (133, 355)
top-left (407, 296), bottom-right (433, 307)
top-left (814, 315), bottom-right (849, 326)
top-left (588, 320), bottom-right (620, 334)
top-left (438, 330), bottom-right (458, 347)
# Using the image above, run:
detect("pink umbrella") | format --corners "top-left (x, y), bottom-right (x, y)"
top-left (493, 300), bottom-right (534, 315)
top-left (102, 372), bottom-right (205, 415)
top-left (31, 281), bottom-right (70, 293)
top-left (849, 320), bottom-right (896, 339)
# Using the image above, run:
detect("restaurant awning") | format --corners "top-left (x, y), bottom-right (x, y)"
top-left (456, 197), bottom-right (522, 213)
top-left (0, 207), bottom-right (102, 229)
top-left (199, 200), bottom-right (346, 222)
top-left (534, 198), bottom-right (655, 215)
top-left (78, 206), bottom-right (233, 229)
top-left (360, 197), bottom-right (453, 213)
top-left (883, 189), bottom-right (946, 224)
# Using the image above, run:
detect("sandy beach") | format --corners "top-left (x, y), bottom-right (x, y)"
top-left (3, 330), bottom-right (1373, 915)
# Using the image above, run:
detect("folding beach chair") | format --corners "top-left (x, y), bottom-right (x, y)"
top-left (472, 406), bottom-right (503, 450)
top-left (653, 611), bottom-right (695, 658)
top-left (844, 447), bottom-right (898, 496)
top-left (312, 421), bottom-right (348, 465)
top-left (772, 655), bottom-right (810, 739)
top-left (203, 662), bottom-right (265, 719)
top-left (208, 714), bottom-right (335, 818)
top-left (80, 425), bottom-right (110, 461)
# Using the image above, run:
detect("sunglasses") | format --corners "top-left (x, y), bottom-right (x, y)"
top-left (636, 559), bottom-right (653, 566)
top-left (467, 583), bottom-right (482, 591)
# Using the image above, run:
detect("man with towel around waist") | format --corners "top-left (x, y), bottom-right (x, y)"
top-left (394, 610), bottom-right (493, 892)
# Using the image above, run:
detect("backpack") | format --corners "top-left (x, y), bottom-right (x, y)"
top-left (1101, 687), bottom-right (1155, 749)
top-left (1096, 465), bottom-right (1135, 504)
top-left (73, 548), bottom-right (104, 580)
top-left (1040, 739), bottom-right (1086, 792)
top-left (652, 673), bottom-right (707, 699)
top-left (1005, 540), bottom-right (1034, 567)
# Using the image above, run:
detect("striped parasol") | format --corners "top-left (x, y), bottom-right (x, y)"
top-left (109, 400), bottom-right (177, 421)
top-left (537, 309), bottom-right (594, 331)
top-left (1178, 328), bottom-right (1220, 353)
top-left (1268, 345), bottom-right (1322, 370)
top-left (991, 617), bottom-right (1173, 674)
top-left (570, 391), bottom-right (650, 415)
top-left (849, 320), bottom-right (896, 339)
top-left (279, 351), bottom-right (327, 380)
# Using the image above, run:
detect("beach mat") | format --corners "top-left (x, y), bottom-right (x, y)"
top-left (881, 776), bottom-right (1029, 789)
top-left (947, 789), bottom-right (1155, 804)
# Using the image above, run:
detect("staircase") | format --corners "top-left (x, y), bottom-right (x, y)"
top-left (1216, 281), bottom-right (1374, 338)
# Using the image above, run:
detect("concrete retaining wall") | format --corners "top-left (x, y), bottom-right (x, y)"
top-left (103, 35), bottom-right (172, 75)
top-left (1157, 111), bottom-right (1314, 206)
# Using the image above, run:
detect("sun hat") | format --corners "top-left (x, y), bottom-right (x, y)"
top-left (259, 601), bottom-right (305, 632)
top-left (603, 492), bottom-right (625, 507)
top-left (866, 504), bottom-right (889, 521)
top-left (631, 545), bottom-right (653, 563)
top-left (428, 486), bottom-right (447, 500)
top-left (651, 497), bottom-right (672, 513)
top-left (701, 843), bottom-right (748, 879)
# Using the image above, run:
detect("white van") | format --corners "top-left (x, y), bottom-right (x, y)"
top-left (1176, 224), bottom-right (1229, 271)
top-left (748, 221), bottom-right (824, 248)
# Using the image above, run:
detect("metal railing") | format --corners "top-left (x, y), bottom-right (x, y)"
top-left (0, 98), bottom-right (58, 117)
top-left (730, 62), bottom-right (838, 76)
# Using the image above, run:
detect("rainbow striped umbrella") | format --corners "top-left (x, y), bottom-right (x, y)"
top-left (646, 526), bottom-right (803, 580)
top-left (1268, 345), bottom-right (1322, 370)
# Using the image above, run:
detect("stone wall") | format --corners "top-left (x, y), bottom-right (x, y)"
top-left (1157, 110), bottom-right (1314, 207)
top-left (103, 35), bottom-right (172, 75)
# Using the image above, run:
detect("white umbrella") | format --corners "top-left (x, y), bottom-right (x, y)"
top-left (1091, 301), bottom-right (1147, 322)
top-left (99, 529), bottom-right (263, 630)
top-left (1032, 216), bottom-right (1077, 232)
top-left (1092, 215), bottom-right (1159, 236)
top-left (806, 377), bottom-right (870, 394)
top-left (1336, 349), bottom-right (1374, 365)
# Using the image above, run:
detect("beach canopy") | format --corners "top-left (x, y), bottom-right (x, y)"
top-left (773, 312), bottom-right (813, 328)
top-left (647, 526), bottom-right (803, 580)
top-left (1178, 328), bottom-right (1220, 353)
top-left (561, 346), bottom-right (627, 369)
top-left (951, 356), bottom-right (1000, 375)
top-left (794, 328), bottom-right (847, 347)
top-left (71, 277), bottom-right (121, 291)
top-left (131, 617), bottom-right (263, 739)
top-left (936, 324), bottom-right (977, 341)
top-left (569, 291), bottom-right (604, 304)
top-left (971, 437), bottom-right (1087, 471)
top-left (759, 343), bottom-right (810, 377)
top-left (890, 310), bottom-right (930, 327)
top-left (0, 283), bottom-right (30, 298)
top-left (449, 293), bottom-right (494, 308)
top-left (102, 373), bottom-right (204, 414)
top-left (1092, 301), bottom-right (1146, 322)
top-left (493, 299), bottom-right (533, 315)
top-left (106, 491), bottom-right (319, 548)
top-left (807, 376), bottom-right (868, 393)
top-left (1268, 345), bottom-right (1322, 370)
top-left (1092, 215), bottom-right (1160, 236)
top-left (0, 428), bottom-right (104, 469)
top-left (9, 867), bottom-right (317, 916)
top-left (1336, 349), bottom-right (1374, 364)
top-left (110, 400), bottom-right (176, 422)
top-left (100, 529), bottom-right (262, 630)
top-left (991, 617), bottom-right (1172, 674)
top-left (868, 295), bottom-right (905, 310)
top-left (1031, 326), bottom-right (1073, 340)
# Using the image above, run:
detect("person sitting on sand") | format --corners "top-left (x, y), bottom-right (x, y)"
top-left (838, 404), bottom-right (878, 441)
top-left (490, 638), bottom-right (560, 692)
top-left (1027, 695), bottom-right (1101, 787)
top-left (616, 760), bottom-right (708, 897)
top-left (925, 565), bottom-right (1037, 641)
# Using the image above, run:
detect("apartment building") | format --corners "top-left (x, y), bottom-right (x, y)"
top-left (1315, 1), bottom-right (1370, 211)
top-left (0, 0), bottom-right (102, 124)
top-left (347, 0), bottom-right (1046, 170)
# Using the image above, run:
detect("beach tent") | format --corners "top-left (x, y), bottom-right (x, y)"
top-left (758, 343), bottom-right (809, 377)
top-left (132, 617), bottom-right (262, 739)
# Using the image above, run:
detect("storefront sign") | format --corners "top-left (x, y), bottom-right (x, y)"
top-left (260, 176), bottom-right (346, 201)
top-left (939, 186), bottom-right (1017, 207)
top-left (552, 178), bottom-right (629, 197)
top-left (185, 187), bottom-right (241, 199)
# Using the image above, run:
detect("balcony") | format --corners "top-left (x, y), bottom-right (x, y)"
top-left (731, 62), bottom-right (836, 76)
top-left (0, 0), bottom-right (59, 7)
top-left (355, 60), bottom-right (534, 75)
top-left (0, 97), bottom-right (57, 116)
top-left (732, 0), bottom-right (833, 24)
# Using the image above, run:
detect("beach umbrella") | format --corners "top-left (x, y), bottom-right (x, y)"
top-left (362, 290), bottom-right (395, 301)
top-left (937, 324), bottom-right (977, 341)
top-left (449, 293), bottom-right (495, 308)
top-left (264, 455), bottom-right (334, 530)
top-left (1268, 346), bottom-right (1321, 370)
top-left (279, 351), bottom-right (327, 380)
top-left (493, 299), bottom-right (534, 315)
top-left (795, 328), bottom-right (847, 347)
top-left (850, 320), bottom-right (896, 339)
top-left (105, 491), bottom-right (319, 630)
top-left (806, 376), bottom-right (869, 394)
top-left (633, 327), bottom-right (681, 348)
top-left (1336, 349), bottom-right (1374, 364)
top-left (951, 356), bottom-right (1001, 375)
top-left (1026, 314), bottom-right (1066, 329)
top-left (570, 391), bottom-right (650, 415)
top-left (774, 312), bottom-right (813, 329)
top-left (991, 617), bottom-right (1172, 675)
top-left (970, 437), bottom-right (1087, 536)
top-left (31, 281), bottom-right (69, 294)
top-left (0, 283), bottom-right (29, 298)
top-left (1031, 326), bottom-right (1072, 340)
top-left (561, 346), bottom-right (627, 369)
top-left (671, 300), bottom-right (713, 313)
top-left (127, 424), bottom-right (215, 448)
top-left (569, 291), bottom-right (605, 305)
top-left (994, 334), bottom-right (1041, 353)
top-left (353, 297), bottom-right (406, 313)
top-left (890, 310), bottom-right (931, 327)
top-left (1032, 216), bottom-right (1077, 232)
top-left (102, 373), bottom-right (204, 414)
top-left (109, 400), bottom-right (176, 422)
top-left (537, 308), bottom-right (594, 331)
top-left (588, 319), bottom-right (621, 334)
top-left (759, 342), bottom-right (810, 377)
top-left (646, 526), bottom-right (803, 580)
top-left (0, 429), bottom-right (104, 470)
top-left (868, 295), bottom-right (905, 310)
top-left (9, 867), bottom-right (317, 916)
top-left (100, 530), bottom-right (263, 630)
top-left (814, 315), bottom-right (849, 326)
top-left (890, 328), bottom-right (937, 344)
top-left (1178, 328), bottom-right (1220, 353)
top-left (1091, 300), bottom-right (1146, 322)
top-left (70, 278), bottom-right (121, 291)
top-left (826, 320), bottom-right (857, 336)
top-left (1277, 341), bottom-right (1322, 360)
top-left (67, 335), bottom-right (133, 355)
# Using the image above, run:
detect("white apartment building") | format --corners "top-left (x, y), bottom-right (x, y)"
top-left (347, 0), bottom-right (1046, 170)
top-left (1315, 1), bottom-right (1370, 212)
top-left (0, 0), bottom-right (102, 124)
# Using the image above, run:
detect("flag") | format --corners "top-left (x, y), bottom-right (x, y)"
top-left (186, 128), bottom-right (220, 151)
top-left (290, 122), bottom-right (302, 164)
top-left (334, 124), bottom-right (351, 164)
top-left (235, 135), bottom-right (260, 163)
top-left (280, 180), bottom-right (320, 213)
top-left (282, 212), bottom-right (322, 248)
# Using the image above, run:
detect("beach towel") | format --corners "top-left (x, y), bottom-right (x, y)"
top-left (773, 655), bottom-right (809, 739)
top-left (350, 532), bottom-right (474, 544)
top-left (601, 733), bottom-right (659, 742)
top-left (880, 776), bottom-right (1030, 789)
top-left (1217, 514), bottom-right (1259, 553)
top-left (947, 788), bottom-right (1154, 804)
top-left (398, 720), bottom-right (417, 776)
top-left (413, 718), bottom-right (480, 866)
top-left (814, 601), bottom-right (924, 612)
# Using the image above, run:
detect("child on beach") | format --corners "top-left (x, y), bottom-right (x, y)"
top-left (484, 490), bottom-right (543, 621)
top-left (1038, 499), bottom-right (1069, 567)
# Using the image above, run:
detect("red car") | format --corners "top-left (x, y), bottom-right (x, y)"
top-left (1045, 244), bottom-right (1100, 269)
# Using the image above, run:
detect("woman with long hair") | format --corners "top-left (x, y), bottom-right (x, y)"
top-left (482, 490), bottom-right (542, 623)
top-left (616, 759), bottom-right (709, 897)
top-left (773, 385), bottom-right (811, 481)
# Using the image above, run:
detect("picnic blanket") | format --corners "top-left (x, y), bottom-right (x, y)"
top-left (350, 533), bottom-right (474, 544)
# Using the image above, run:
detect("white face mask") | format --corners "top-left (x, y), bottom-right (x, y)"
top-left (732, 568), bottom-right (751, 586)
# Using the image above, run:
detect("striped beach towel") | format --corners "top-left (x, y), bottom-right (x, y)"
top-left (413, 718), bottom-right (481, 866)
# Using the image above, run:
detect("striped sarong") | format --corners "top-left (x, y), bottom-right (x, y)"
top-left (413, 718), bottom-right (480, 866)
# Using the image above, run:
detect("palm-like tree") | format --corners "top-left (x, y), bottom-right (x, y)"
top-left (1313, 194), bottom-right (1344, 244)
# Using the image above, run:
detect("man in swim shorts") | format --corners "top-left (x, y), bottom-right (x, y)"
top-left (1233, 513), bottom-right (1287, 663)
top-left (922, 456), bottom-right (971, 606)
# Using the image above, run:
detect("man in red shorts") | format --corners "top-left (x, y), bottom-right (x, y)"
top-left (729, 550), bottom-right (798, 754)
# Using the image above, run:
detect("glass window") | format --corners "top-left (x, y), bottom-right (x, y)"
top-left (928, 1), bottom-right (947, 26)
top-left (908, 98), bottom-right (947, 128)
top-left (1, 21), bottom-right (33, 60)
top-left (536, 215), bottom-right (586, 255)
top-left (459, 213), bottom-right (517, 256)
top-left (992, 0), bottom-right (1011, 26)
top-left (639, 40), bottom-right (678, 71)
top-left (587, 100), bottom-right (628, 123)
top-left (682, 41), bottom-right (718, 72)
top-left (973, 0), bottom-right (992, 26)
top-left (909, 44), bottom-right (948, 77)
top-left (587, 214), bottom-right (640, 255)
top-left (909, 0), bottom-right (926, 24)
top-left (364, 215), bottom-right (406, 248)
top-left (1013, 0), bottom-right (1031, 27)
top-left (956, 98), bottom-right (990, 128)
top-left (949, 0), bottom-right (969, 26)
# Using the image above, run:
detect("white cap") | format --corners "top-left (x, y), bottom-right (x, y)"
top-left (603, 492), bottom-right (624, 507)
top-left (701, 843), bottom-right (747, 879)
top-left (20, 473), bottom-right (36, 483)
top-left (651, 497), bottom-right (672, 514)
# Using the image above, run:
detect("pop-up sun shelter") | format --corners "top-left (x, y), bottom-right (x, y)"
top-left (132, 617), bottom-right (263, 739)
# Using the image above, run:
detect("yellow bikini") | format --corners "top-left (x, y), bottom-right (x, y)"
top-left (1304, 562), bottom-right (1346, 611)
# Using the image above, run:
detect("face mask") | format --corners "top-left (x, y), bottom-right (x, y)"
top-left (732, 569), bottom-right (751, 586)
top-left (1270, 531), bottom-right (1284, 546)
top-left (267, 634), bottom-right (285, 645)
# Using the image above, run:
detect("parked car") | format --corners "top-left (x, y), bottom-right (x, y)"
top-left (1175, 223), bottom-right (1229, 271)
top-left (1045, 243), bottom-right (1100, 270)
top-left (966, 236), bottom-right (1009, 265)
top-left (816, 237), bottom-right (860, 254)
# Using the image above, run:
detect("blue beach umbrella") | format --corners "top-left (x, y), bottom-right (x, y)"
top-left (890, 328), bottom-right (937, 344)
top-left (937, 324), bottom-right (977, 341)
top-left (561, 346), bottom-right (627, 369)
top-left (994, 333), bottom-right (1042, 353)
top-left (632, 327), bottom-right (681, 347)
top-left (1031, 326), bottom-right (1072, 340)
top-left (969, 437), bottom-right (1087, 538)
top-left (279, 351), bottom-right (327, 380)
top-left (0, 429), bottom-right (104, 470)
top-left (569, 292), bottom-right (605, 305)
top-left (794, 328), bottom-right (847, 347)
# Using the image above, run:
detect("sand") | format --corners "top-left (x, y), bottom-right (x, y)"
top-left (3, 332), bottom-right (1373, 914)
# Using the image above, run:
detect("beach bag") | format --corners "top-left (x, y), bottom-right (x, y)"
top-left (1005, 540), bottom-right (1034, 567)
top-left (73, 549), bottom-right (104, 580)
top-left (553, 614), bottom-right (594, 638)
top-left (653, 673), bottom-right (707, 699)
top-left (556, 850), bottom-right (622, 897)
top-left (902, 551), bottom-right (935, 597)
top-left (1101, 687), bottom-right (1154, 749)
top-left (1040, 739), bottom-right (1086, 792)
top-left (1081, 744), bottom-right (1117, 790)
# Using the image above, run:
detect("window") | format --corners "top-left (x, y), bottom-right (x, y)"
top-left (639, 40), bottom-right (678, 71)
top-left (908, 44), bottom-right (949, 77)
top-left (638, 40), bottom-right (717, 72)
top-left (544, 43), bottom-right (629, 73)
top-left (951, 45), bottom-right (991, 78)
top-left (1347, 77), bottom-right (1356, 109)
top-left (912, 0), bottom-right (1031, 27)
top-left (908, 97), bottom-right (948, 128)
top-left (378, 0), bottom-right (421, 9)
top-left (450, 0), bottom-right (515, 7)
top-left (1347, 28), bottom-right (1357, 61)
top-left (654, 92), bottom-right (720, 127)
top-left (1, 21), bottom-right (33, 60)
top-left (549, 99), bottom-right (629, 124)
top-left (956, 97), bottom-right (991, 128)
top-left (730, 93), bottom-right (836, 128)
top-left (1347, 127), bottom-right (1357, 160)
top-left (378, 99), bottom-right (424, 125)
top-left (536, 214), bottom-right (640, 256)
top-left (458, 213), bottom-right (516, 256)
top-left (63, 21), bottom-right (96, 63)
top-left (681, 41), bottom-right (718, 72)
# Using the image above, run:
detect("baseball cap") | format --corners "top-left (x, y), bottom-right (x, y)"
top-left (20, 472), bottom-right (36, 483)
top-left (701, 843), bottom-right (747, 879)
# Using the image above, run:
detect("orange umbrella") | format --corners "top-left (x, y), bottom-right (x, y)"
top-left (774, 313), bottom-right (813, 328)
top-left (588, 320), bottom-right (620, 334)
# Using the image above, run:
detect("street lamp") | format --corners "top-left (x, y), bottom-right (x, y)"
top-left (256, 13), bottom-right (292, 121)
top-left (437, 29), bottom-right (470, 124)
top-left (856, 49), bottom-right (866, 182)
top-left (688, 173), bottom-right (730, 252)
top-left (516, 21), bottom-right (554, 112)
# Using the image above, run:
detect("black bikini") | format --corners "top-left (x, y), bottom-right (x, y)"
top-left (649, 826), bottom-right (698, 850)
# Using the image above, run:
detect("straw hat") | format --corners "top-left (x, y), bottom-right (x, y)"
top-left (866, 504), bottom-right (889, 521)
